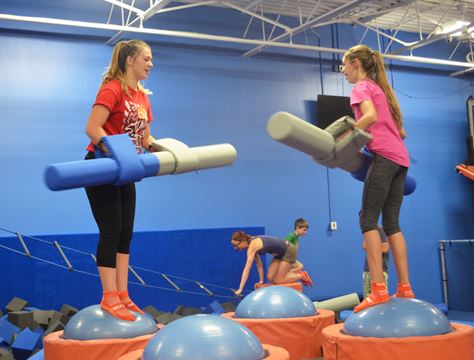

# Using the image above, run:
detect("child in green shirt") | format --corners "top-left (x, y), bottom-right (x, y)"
top-left (285, 218), bottom-right (309, 270)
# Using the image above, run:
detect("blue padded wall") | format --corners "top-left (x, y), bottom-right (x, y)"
top-left (0, 227), bottom-right (264, 312)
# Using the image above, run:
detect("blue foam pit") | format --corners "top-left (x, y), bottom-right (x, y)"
top-left (12, 328), bottom-right (42, 360)
top-left (28, 349), bottom-right (44, 360)
top-left (0, 318), bottom-right (19, 345)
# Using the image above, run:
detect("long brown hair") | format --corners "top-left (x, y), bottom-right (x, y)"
top-left (231, 231), bottom-right (251, 243)
top-left (100, 39), bottom-right (151, 96)
top-left (344, 44), bottom-right (403, 130)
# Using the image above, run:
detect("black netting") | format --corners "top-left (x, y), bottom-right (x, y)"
top-left (442, 241), bottom-right (474, 311)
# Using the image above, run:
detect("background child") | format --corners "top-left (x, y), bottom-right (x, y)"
top-left (230, 231), bottom-right (312, 296)
top-left (284, 218), bottom-right (309, 270)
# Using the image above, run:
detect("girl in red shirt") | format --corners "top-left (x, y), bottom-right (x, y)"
top-left (85, 40), bottom-right (156, 321)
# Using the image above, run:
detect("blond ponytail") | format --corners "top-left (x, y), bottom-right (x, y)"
top-left (344, 45), bottom-right (403, 130)
top-left (100, 40), bottom-right (151, 96)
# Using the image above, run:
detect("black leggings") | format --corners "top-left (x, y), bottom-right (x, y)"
top-left (84, 152), bottom-right (136, 268)
top-left (360, 153), bottom-right (408, 236)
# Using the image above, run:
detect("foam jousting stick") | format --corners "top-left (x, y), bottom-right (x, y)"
top-left (313, 293), bottom-right (360, 313)
top-left (44, 134), bottom-right (237, 191)
top-left (267, 111), bottom-right (416, 195)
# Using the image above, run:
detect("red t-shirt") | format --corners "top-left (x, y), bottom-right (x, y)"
top-left (87, 79), bottom-right (153, 153)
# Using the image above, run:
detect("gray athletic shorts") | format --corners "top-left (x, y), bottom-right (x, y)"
top-left (275, 241), bottom-right (297, 264)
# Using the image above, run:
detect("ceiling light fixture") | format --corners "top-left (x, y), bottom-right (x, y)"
top-left (436, 20), bottom-right (471, 35)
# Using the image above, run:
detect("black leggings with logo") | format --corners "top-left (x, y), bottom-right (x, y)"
top-left (84, 152), bottom-right (136, 268)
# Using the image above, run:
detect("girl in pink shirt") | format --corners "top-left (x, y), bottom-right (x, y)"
top-left (341, 44), bottom-right (414, 312)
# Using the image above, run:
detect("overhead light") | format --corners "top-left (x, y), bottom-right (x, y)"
top-left (450, 24), bottom-right (474, 38)
top-left (436, 20), bottom-right (471, 35)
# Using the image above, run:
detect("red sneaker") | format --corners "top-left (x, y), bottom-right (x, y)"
top-left (101, 291), bottom-right (135, 321)
top-left (298, 270), bottom-right (313, 286)
top-left (354, 282), bottom-right (389, 313)
top-left (118, 290), bottom-right (144, 314)
top-left (392, 283), bottom-right (415, 299)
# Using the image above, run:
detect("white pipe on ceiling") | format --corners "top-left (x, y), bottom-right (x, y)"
top-left (0, 13), bottom-right (473, 69)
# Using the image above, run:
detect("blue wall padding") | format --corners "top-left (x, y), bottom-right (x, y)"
top-left (101, 134), bottom-right (146, 185)
top-left (0, 227), bottom-right (264, 313)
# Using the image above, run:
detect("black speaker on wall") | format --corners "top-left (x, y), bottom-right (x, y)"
top-left (316, 95), bottom-right (353, 129)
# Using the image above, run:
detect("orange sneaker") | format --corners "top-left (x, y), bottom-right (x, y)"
top-left (101, 291), bottom-right (135, 321)
top-left (298, 270), bottom-right (313, 286)
top-left (354, 282), bottom-right (389, 313)
top-left (118, 290), bottom-right (144, 314)
top-left (392, 283), bottom-right (415, 298)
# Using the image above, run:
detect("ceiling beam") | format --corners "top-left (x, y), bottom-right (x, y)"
top-left (1, 13), bottom-right (473, 70)
top-left (389, 26), bottom-right (469, 54)
top-left (243, 0), bottom-right (367, 57)
top-left (106, 0), bottom-right (173, 44)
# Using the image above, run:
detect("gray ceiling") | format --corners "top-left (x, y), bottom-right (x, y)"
top-left (1, 0), bottom-right (474, 74)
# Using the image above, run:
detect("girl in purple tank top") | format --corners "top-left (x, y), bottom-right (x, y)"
top-left (230, 231), bottom-right (313, 296)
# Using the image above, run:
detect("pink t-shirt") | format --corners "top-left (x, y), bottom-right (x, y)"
top-left (351, 79), bottom-right (409, 167)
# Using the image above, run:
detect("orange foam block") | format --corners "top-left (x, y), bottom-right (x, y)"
top-left (43, 328), bottom-right (159, 360)
top-left (118, 344), bottom-right (290, 360)
top-left (322, 322), bottom-right (474, 360)
top-left (222, 309), bottom-right (335, 360)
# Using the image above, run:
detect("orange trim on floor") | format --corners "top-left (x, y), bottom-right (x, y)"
top-left (322, 322), bottom-right (474, 360)
top-left (43, 327), bottom-right (159, 360)
top-left (118, 344), bottom-right (290, 360)
top-left (255, 282), bottom-right (303, 292)
top-left (222, 309), bottom-right (335, 360)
